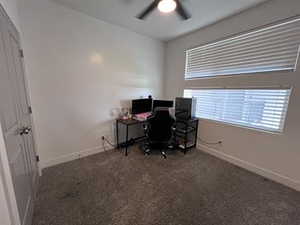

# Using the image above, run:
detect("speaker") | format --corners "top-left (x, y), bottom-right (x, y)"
top-left (175, 97), bottom-right (196, 120)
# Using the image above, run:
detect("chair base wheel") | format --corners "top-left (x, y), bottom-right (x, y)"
top-left (145, 148), bottom-right (150, 155)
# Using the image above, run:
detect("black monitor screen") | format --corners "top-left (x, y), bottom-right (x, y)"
top-left (153, 100), bottom-right (174, 111)
top-left (131, 99), bottom-right (152, 114)
top-left (175, 97), bottom-right (192, 119)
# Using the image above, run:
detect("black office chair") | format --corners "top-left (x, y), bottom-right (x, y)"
top-left (143, 107), bottom-right (176, 158)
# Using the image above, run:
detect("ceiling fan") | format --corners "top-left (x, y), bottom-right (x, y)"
top-left (136, 0), bottom-right (191, 20)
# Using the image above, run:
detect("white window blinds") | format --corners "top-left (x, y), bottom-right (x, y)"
top-left (185, 17), bottom-right (300, 79)
top-left (184, 89), bottom-right (291, 132)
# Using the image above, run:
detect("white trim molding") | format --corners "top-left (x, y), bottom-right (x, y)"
top-left (197, 143), bottom-right (300, 192)
top-left (41, 145), bottom-right (115, 169)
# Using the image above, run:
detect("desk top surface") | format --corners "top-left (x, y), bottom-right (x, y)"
top-left (117, 118), bottom-right (146, 125)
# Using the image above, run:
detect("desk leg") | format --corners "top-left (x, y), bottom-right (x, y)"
top-left (184, 131), bottom-right (187, 154)
top-left (116, 120), bottom-right (119, 149)
top-left (194, 121), bottom-right (199, 148)
top-left (125, 125), bottom-right (128, 156)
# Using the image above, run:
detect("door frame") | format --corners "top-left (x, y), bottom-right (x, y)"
top-left (0, 127), bottom-right (21, 225)
top-left (0, 4), bottom-right (40, 225)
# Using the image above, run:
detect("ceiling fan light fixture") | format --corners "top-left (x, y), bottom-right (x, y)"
top-left (158, 0), bottom-right (177, 13)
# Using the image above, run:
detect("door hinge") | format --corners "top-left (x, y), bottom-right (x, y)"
top-left (19, 49), bottom-right (24, 58)
top-left (28, 106), bottom-right (32, 114)
top-left (36, 155), bottom-right (40, 162)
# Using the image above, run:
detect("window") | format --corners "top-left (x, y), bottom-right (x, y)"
top-left (184, 89), bottom-right (291, 132)
top-left (185, 17), bottom-right (300, 79)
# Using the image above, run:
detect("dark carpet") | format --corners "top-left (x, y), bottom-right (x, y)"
top-left (33, 147), bottom-right (300, 225)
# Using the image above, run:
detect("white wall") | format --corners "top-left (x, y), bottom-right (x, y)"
top-left (17, 0), bottom-right (165, 168)
top-left (0, 0), bottom-right (20, 31)
top-left (165, 0), bottom-right (300, 191)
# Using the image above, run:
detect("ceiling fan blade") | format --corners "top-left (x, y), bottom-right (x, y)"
top-left (175, 0), bottom-right (191, 20)
top-left (136, 0), bottom-right (160, 20)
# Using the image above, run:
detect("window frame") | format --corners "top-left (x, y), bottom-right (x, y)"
top-left (184, 16), bottom-right (300, 80)
top-left (184, 87), bottom-right (292, 134)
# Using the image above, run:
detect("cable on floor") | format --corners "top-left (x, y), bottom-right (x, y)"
top-left (197, 137), bottom-right (222, 145)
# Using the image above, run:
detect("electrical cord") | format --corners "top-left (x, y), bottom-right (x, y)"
top-left (102, 139), bottom-right (106, 152)
top-left (101, 136), bottom-right (116, 151)
top-left (197, 137), bottom-right (222, 145)
top-left (102, 135), bottom-right (221, 151)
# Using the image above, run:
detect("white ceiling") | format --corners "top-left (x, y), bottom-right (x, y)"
top-left (51, 0), bottom-right (269, 41)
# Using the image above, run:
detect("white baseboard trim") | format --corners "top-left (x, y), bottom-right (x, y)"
top-left (41, 145), bottom-right (114, 169)
top-left (197, 143), bottom-right (300, 192)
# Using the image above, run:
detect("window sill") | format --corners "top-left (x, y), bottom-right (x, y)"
top-left (197, 117), bottom-right (284, 136)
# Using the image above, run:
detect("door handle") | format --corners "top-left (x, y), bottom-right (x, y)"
top-left (23, 127), bottom-right (31, 135)
top-left (19, 127), bottom-right (31, 135)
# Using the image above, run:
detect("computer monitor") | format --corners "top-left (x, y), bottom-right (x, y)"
top-left (131, 99), bottom-right (152, 114)
top-left (175, 97), bottom-right (196, 120)
top-left (153, 100), bottom-right (174, 111)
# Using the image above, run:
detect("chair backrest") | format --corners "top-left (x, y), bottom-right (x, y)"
top-left (147, 107), bottom-right (175, 143)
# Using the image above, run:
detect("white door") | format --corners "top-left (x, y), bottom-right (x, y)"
top-left (0, 7), bottom-right (38, 225)
top-left (6, 24), bottom-right (39, 191)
